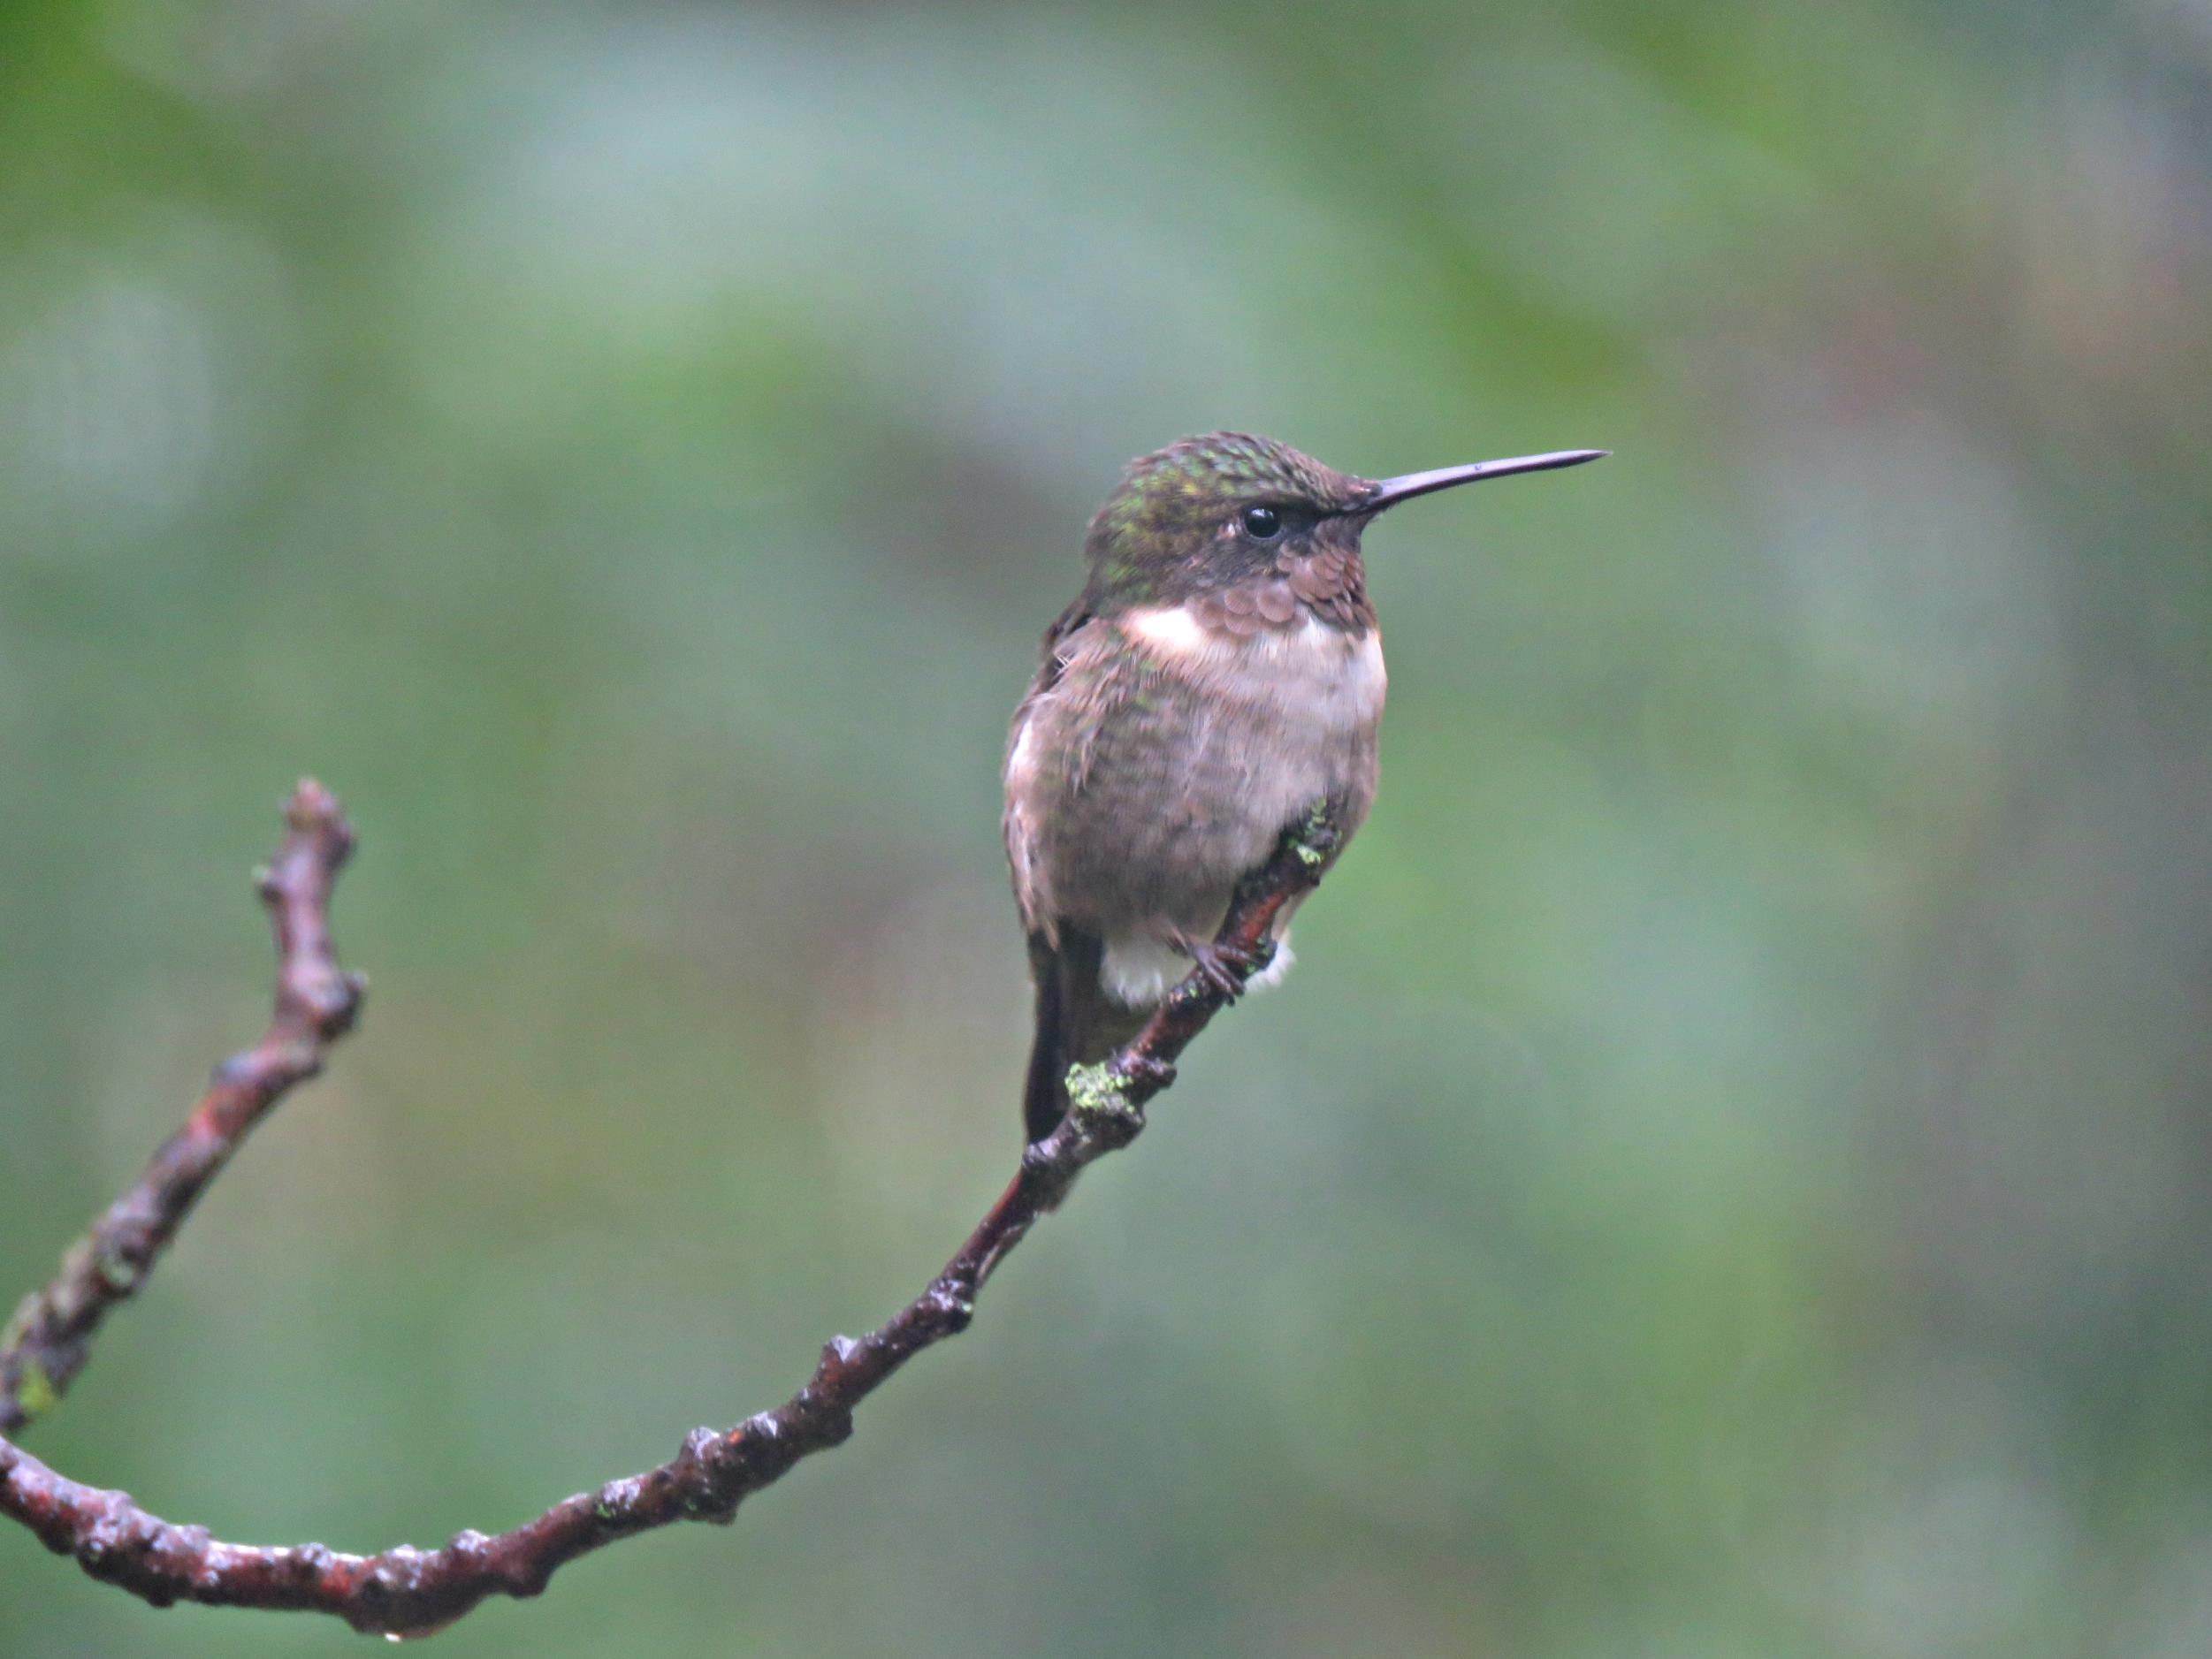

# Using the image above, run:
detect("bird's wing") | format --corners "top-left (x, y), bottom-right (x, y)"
top-left (1004, 601), bottom-right (1154, 1144)
top-left (1003, 599), bottom-right (1100, 939)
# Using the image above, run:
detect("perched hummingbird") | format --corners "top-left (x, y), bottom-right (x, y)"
top-left (1004, 432), bottom-right (1604, 1145)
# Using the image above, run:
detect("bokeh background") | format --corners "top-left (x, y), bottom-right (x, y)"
top-left (4, 3), bottom-right (2210, 1655)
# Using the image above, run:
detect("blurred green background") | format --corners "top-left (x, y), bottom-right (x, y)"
top-left (4, 2), bottom-right (2210, 1655)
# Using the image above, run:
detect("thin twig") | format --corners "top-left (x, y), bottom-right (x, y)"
top-left (0, 785), bottom-right (1342, 1638)
top-left (0, 780), bottom-right (362, 1435)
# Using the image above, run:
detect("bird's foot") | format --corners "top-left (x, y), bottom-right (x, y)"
top-left (1166, 929), bottom-right (1264, 1001)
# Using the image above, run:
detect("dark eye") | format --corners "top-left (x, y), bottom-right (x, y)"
top-left (1239, 506), bottom-right (1282, 539)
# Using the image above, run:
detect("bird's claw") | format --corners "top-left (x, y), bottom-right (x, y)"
top-left (1171, 932), bottom-right (1262, 1001)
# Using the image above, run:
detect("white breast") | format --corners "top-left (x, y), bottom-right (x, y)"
top-left (1122, 605), bottom-right (1386, 732)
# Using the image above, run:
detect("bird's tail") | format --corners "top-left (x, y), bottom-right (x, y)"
top-left (1022, 929), bottom-right (1147, 1145)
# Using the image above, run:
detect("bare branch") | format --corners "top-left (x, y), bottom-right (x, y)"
top-left (0, 780), bottom-right (362, 1434)
top-left (0, 785), bottom-right (1341, 1638)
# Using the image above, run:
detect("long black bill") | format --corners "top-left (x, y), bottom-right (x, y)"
top-left (1362, 448), bottom-right (1607, 513)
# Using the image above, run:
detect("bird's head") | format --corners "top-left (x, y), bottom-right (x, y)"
top-left (1080, 431), bottom-right (1603, 612)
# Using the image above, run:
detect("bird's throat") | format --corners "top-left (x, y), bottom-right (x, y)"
top-left (1118, 604), bottom-right (1388, 728)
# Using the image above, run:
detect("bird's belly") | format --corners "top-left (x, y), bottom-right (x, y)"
top-left (1028, 608), bottom-right (1384, 993)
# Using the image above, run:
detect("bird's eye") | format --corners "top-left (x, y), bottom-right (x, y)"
top-left (1239, 506), bottom-right (1282, 539)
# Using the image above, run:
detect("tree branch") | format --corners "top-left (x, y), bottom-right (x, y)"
top-left (0, 780), bottom-right (362, 1435)
top-left (0, 782), bottom-right (1343, 1638)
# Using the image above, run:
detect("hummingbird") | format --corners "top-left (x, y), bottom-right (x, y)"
top-left (1004, 432), bottom-right (1605, 1145)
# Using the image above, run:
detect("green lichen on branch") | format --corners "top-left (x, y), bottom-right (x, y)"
top-left (1292, 799), bottom-right (1340, 866)
top-left (7, 1356), bottom-right (57, 1426)
top-left (1062, 1061), bottom-right (1142, 1130)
